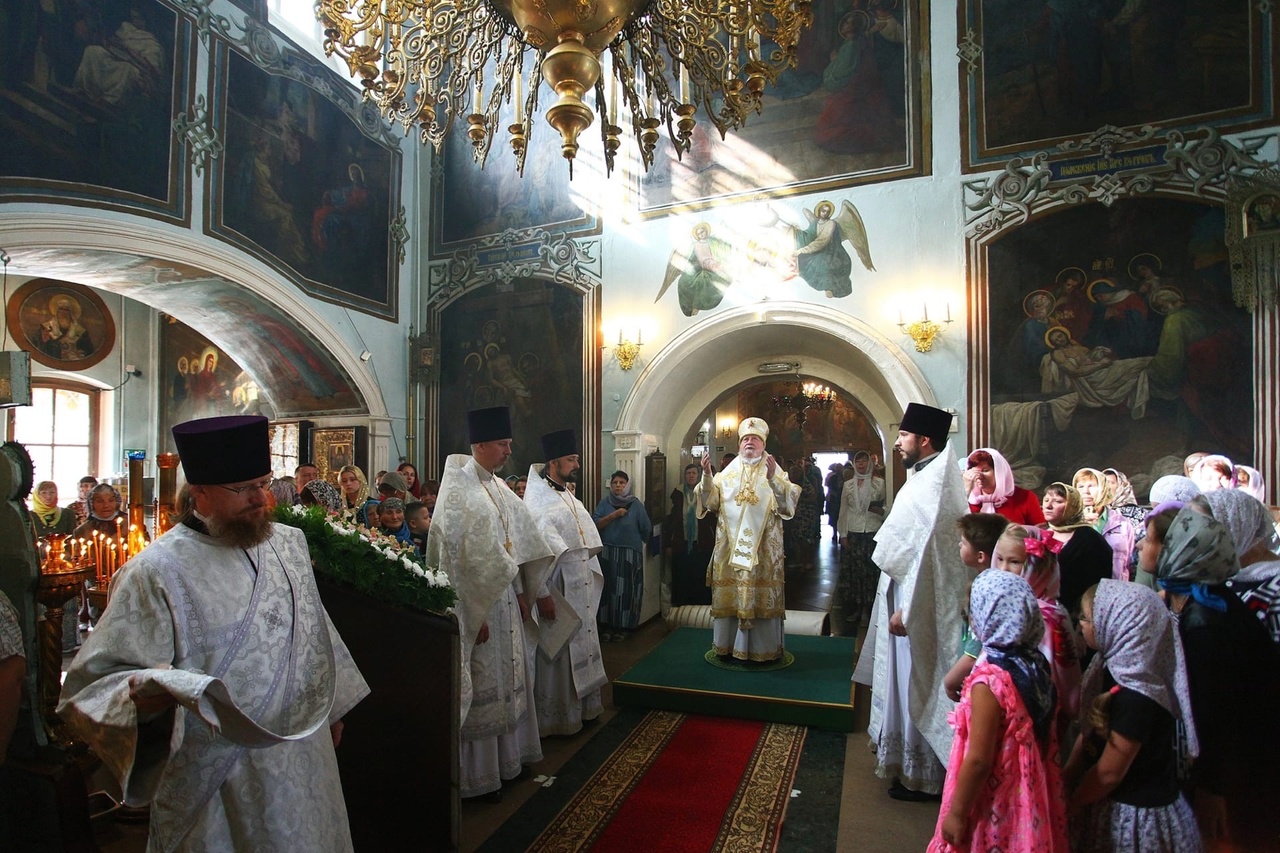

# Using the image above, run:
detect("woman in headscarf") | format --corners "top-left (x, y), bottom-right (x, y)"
top-left (593, 470), bottom-right (652, 642)
top-left (929, 570), bottom-right (1067, 853)
top-left (73, 484), bottom-right (125, 541)
top-left (664, 462), bottom-right (716, 606)
top-left (1066, 581), bottom-right (1201, 853)
top-left (963, 448), bottom-right (1045, 524)
top-left (300, 479), bottom-right (344, 515)
top-left (1204, 489), bottom-right (1280, 649)
top-left (1074, 468), bottom-right (1137, 582)
top-left (784, 461), bottom-right (818, 571)
top-left (1103, 468), bottom-right (1146, 532)
top-left (837, 450), bottom-right (885, 624)
top-left (1040, 483), bottom-right (1113, 614)
top-left (1143, 505), bottom-right (1280, 849)
top-left (337, 464), bottom-right (378, 527)
top-left (1191, 455), bottom-right (1234, 493)
top-left (30, 481), bottom-right (77, 538)
top-left (1231, 464), bottom-right (1267, 503)
top-left (268, 478), bottom-right (298, 508)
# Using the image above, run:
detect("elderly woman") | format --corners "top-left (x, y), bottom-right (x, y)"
top-left (30, 481), bottom-right (77, 538)
top-left (73, 483), bottom-right (125, 541)
top-left (1143, 505), bottom-right (1280, 849)
top-left (963, 448), bottom-right (1044, 524)
top-left (268, 478), bottom-right (298, 508)
top-left (1232, 464), bottom-right (1267, 503)
top-left (1040, 482), bottom-right (1112, 614)
top-left (1073, 468), bottom-right (1137, 582)
top-left (593, 470), bottom-right (653, 642)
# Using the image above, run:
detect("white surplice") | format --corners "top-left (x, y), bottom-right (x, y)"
top-left (864, 443), bottom-right (968, 793)
top-left (695, 456), bottom-right (800, 661)
top-left (58, 523), bottom-right (369, 852)
top-left (425, 455), bottom-right (554, 797)
top-left (523, 466), bottom-right (607, 736)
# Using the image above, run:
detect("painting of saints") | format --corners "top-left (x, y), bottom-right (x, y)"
top-left (1246, 194), bottom-right (1280, 236)
top-left (73, 7), bottom-right (165, 107)
top-left (656, 223), bottom-right (735, 317)
top-left (1085, 278), bottom-right (1153, 358)
top-left (814, 9), bottom-right (904, 156)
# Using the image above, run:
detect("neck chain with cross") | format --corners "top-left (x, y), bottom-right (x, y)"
top-left (481, 479), bottom-right (513, 553)
top-left (558, 490), bottom-right (587, 544)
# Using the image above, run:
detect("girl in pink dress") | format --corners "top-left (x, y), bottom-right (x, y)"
top-left (930, 570), bottom-right (1069, 852)
top-left (993, 525), bottom-right (1083, 746)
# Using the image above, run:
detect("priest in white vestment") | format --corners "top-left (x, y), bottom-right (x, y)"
top-left (866, 403), bottom-right (968, 800)
top-left (58, 415), bottom-right (370, 852)
top-left (524, 429), bottom-right (608, 735)
top-left (695, 417), bottom-right (800, 662)
top-left (425, 406), bottom-right (554, 801)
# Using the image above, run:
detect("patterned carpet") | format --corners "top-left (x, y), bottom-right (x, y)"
top-left (482, 709), bottom-right (810, 853)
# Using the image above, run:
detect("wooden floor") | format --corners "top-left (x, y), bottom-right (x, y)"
top-left (85, 520), bottom-right (939, 852)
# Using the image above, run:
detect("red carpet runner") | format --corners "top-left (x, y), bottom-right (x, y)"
top-left (528, 711), bottom-right (807, 853)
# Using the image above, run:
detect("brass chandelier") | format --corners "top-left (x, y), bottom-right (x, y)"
top-left (319, 0), bottom-right (814, 177)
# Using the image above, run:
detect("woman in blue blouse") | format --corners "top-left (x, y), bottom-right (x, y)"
top-left (593, 470), bottom-right (653, 642)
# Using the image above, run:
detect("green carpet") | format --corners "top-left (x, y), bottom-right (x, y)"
top-left (613, 627), bottom-right (857, 731)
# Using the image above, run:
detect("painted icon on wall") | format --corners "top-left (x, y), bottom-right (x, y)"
top-left (6, 279), bottom-right (116, 371)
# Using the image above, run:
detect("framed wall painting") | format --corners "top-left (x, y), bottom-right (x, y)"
top-left (636, 0), bottom-right (931, 216)
top-left (429, 103), bottom-right (600, 258)
top-left (206, 33), bottom-right (402, 320)
top-left (6, 279), bottom-right (116, 371)
top-left (158, 316), bottom-right (263, 452)
top-left (432, 277), bottom-right (598, 495)
top-left (311, 426), bottom-right (369, 487)
top-left (0, 0), bottom-right (194, 223)
top-left (959, 0), bottom-right (1276, 173)
top-left (974, 195), bottom-right (1254, 497)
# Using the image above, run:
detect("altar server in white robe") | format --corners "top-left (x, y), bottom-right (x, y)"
top-left (425, 406), bottom-right (554, 801)
top-left (866, 403), bottom-right (968, 800)
top-left (524, 429), bottom-right (608, 735)
top-left (58, 415), bottom-right (370, 851)
top-left (696, 417), bottom-right (800, 662)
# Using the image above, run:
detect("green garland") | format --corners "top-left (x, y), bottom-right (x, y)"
top-left (273, 504), bottom-right (456, 615)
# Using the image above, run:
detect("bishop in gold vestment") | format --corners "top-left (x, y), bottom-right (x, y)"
top-left (695, 417), bottom-right (800, 662)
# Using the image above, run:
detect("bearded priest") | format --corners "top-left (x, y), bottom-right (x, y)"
top-left (695, 417), bottom-right (801, 663)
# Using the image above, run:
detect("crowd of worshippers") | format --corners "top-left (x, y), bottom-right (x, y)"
top-left (848, 404), bottom-right (1280, 853)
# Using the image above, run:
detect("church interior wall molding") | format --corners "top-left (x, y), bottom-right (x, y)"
top-left (0, 212), bottom-right (389, 424)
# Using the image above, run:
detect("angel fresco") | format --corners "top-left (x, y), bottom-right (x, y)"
top-left (656, 223), bottom-right (736, 317)
top-left (777, 199), bottom-right (875, 297)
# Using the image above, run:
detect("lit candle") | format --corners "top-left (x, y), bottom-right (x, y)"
top-left (618, 328), bottom-right (623, 346)
top-left (637, 328), bottom-right (643, 346)
top-left (679, 59), bottom-right (690, 103)
top-left (923, 303), bottom-right (929, 322)
top-left (898, 308), bottom-right (904, 325)
top-left (946, 302), bottom-right (952, 322)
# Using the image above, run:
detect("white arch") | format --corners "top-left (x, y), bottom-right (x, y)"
top-left (615, 301), bottom-right (937, 449)
top-left (0, 210), bottom-right (388, 419)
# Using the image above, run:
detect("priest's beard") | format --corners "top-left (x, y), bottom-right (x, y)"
top-left (206, 510), bottom-right (272, 548)
top-left (739, 449), bottom-right (763, 463)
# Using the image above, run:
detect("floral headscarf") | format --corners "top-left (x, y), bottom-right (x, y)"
top-left (1203, 488), bottom-right (1280, 584)
top-left (969, 569), bottom-right (1055, 745)
top-left (1080, 580), bottom-right (1198, 756)
top-left (1149, 475), bottom-right (1201, 505)
top-left (967, 447), bottom-right (1016, 512)
top-left (1233, 464), bottom-right (1267, 502)
top-left (1154, 507), bottom-right (1239, 612)
top-left (88, 484), bottom-right (123, 521)
top-left (1103, 468), bottom-right (1137, 508)
top-left (303, 479), bottom-right (344, 514)
top-left (1045, 482), bottom-right (1093, 532)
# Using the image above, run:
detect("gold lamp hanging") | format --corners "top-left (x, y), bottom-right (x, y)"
top-left (319, 0), bottom-right (814, 177)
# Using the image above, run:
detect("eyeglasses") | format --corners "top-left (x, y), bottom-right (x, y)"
top-left (216, 479), bottom-right (272, 496)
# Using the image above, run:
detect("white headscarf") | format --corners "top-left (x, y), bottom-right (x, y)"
top-left (1204, 488), bottom-right (1280, 584)
top-left (966, 447), bottom-right (1015, 512)
top-left (1233, 464), bottom-right (1267, 503)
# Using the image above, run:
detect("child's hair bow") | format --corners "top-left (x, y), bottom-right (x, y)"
top-left (1024, 536), bottom-right (1063, 558)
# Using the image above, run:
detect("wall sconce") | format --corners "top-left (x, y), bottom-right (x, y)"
top-left (606, 328), bottom-right (643, 371)
top-left (898, 303), bottom-right (952, 353)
